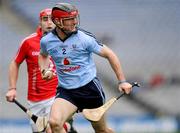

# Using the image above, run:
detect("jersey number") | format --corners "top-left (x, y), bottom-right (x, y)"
top-left (62, 48), bottom-right (66, 55)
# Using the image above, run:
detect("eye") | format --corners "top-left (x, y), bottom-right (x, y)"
top-left (42, 17), bottom-right (48, 21)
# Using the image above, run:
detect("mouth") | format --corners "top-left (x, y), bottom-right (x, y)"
top-left (47, 27), bottom-right (53, 30)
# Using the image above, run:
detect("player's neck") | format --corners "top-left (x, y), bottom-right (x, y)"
top-left (56, 28), bottom-right (67, 40)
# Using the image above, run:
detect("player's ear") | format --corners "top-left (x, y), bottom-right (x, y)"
top-left (54, 18), bottom-right (60, 25)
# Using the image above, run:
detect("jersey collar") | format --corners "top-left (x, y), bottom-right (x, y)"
top-left (52, 28), bottom-right (77, 42)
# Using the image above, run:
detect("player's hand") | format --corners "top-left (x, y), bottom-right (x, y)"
top-left (118, 82), bottom-right (132, 94)
top-left (41, 69), bottom-right (54, 80)
top-left (6, 88), bottom-right (17, 102)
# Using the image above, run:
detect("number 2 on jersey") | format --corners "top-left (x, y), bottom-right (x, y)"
top-left (62, 48), bottom-right (66, 55)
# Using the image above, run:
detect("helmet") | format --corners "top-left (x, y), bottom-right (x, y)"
top-left (39, 8), bottom-right (52, 20)
top-left (51, 3), bottom-right (79, 35)
top-left (52, 3), bottom-right (78, 21)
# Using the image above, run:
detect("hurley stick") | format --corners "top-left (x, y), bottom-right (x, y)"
top-left (82, 82), bottom-right (140, 122)
top-left (13, 99), bottom-right (48, 132)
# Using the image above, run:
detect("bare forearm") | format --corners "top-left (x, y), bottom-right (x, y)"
top-left (107, 52), bottom-right (126, 81)
top-left (100, 45), bottom-right (126, 81)
top-left (9, 61), bottom-right (19, 88)
top-left (38, 54), bottom-right (50, 71)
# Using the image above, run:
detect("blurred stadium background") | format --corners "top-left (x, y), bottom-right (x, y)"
top-left (0, 0), bottom-right (180, 132)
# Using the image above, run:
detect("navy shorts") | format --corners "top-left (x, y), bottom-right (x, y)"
top-left (56, 77), bottom-right (106, 112)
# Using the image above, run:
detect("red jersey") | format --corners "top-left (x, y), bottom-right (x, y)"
top-left (14, 28), bottom-right (58, 101)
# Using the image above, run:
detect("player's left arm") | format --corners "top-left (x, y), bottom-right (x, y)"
top-left (98, 44), bottom-right (132, 94)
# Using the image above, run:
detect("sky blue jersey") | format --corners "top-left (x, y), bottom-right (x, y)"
top-left (40, 29), bottom-right (103, 89)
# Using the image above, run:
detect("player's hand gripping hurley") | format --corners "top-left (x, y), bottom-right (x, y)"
top-left (82, 82), bottom-right (140, 122)
top-left (13, 99), bottom-right (48, 132)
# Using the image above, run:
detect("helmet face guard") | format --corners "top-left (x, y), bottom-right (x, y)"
top-left (51, 3), bottom-right (80, 35)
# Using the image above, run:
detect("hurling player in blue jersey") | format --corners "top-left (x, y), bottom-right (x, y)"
top-left (39, 2), bottom-right (132, 133)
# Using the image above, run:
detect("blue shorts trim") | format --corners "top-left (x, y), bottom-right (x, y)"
top-left (56, 77), bottom-right (106, 112)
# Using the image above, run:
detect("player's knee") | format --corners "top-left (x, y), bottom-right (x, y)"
top-left (49, 119), bottom-right (57, 129)
top-left (49, 118), bottom-right (64, 130)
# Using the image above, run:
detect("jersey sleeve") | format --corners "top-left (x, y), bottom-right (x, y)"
top-left (85, 37), bottom-right (103, 54)
top-left (14, 40), bottom-right (29, 64)
top-left (40, 38), bottom-right (49, 56)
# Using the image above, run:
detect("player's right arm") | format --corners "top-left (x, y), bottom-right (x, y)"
top-left (6, 37), bottom-right (28, 102)
top-left (6, 61), bottom-right (20, 102)
top-left (38, 38), bottom-right (54, 80)
top-left (38, 54), bottom-right (54, 80)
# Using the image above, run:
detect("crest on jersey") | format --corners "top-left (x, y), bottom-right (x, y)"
top-left (72, 44), bottom-right (77, 49)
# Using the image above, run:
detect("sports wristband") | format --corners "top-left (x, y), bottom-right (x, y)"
top-left (118, 80), bottom-right (127, 84)
top-left (9, 88), bottom-right (16, 91)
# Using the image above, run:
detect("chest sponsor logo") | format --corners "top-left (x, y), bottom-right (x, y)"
top-left (59, 65), bottom-right (80, 72)
top-left (60, 57), bottom-right (80, 72)
top-left (63, 57), bottom-right (70, 65)
top-left (32, 51), bottom-right (40, 56)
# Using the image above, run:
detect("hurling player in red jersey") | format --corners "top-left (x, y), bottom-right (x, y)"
top-left (6, 8), bottom-right (77, 133)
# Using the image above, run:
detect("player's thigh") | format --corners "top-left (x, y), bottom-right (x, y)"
top-left (50, 98), bottom-right (77, 123)
top-left (28, 97), bottom-right (54, 115)
top-left (27, 100), bottom-right (53, 132)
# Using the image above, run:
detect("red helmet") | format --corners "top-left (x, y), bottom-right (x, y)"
top-left (39, 8), bottom-right (52, 19)
top-left (51, 3), bottom-right (78, 21)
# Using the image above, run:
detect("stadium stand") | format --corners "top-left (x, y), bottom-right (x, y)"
top-left (1, 0), bottom-right (180, 132)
